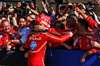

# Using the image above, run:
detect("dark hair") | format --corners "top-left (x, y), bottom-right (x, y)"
top-left (1, 20), bottom-right (10, 26)
top-left (0, 15), bottom-right (2, 19)
top-left (18, 16), bottom-right (27, 21)
top-left (29, 13), bottom-right (38, 19)
top-left (30, 20), bottom-right (36, 27)
top-left (54, 21), bottom-right (65, 29)
top-left (40, 11), bottom-right (50, 16)
top-left (60, 6), bottom-right (66, 10)
top-left (67, 14), bottom-right (78, 22)
top-left (78, 18), bottom-right (90, 30)
top-left (2, 14), bottom-right (7, 19)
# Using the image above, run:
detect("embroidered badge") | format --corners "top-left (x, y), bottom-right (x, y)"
top-left (86, 39), bottom-right (89, 42)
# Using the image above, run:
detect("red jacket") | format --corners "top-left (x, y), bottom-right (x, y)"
top-left (72, 34), bottom-right (99, 53)
top-left (25, 32), bottom-right (73, 66)
top-left (0, 29), bottom-right (17, 47)
top-left (86, 16), bottom-right (99, 30)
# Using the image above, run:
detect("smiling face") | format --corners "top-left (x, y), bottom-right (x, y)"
top-left (2, 20), bottom-right (11, 33)
top-left (66, 17), bottom-right (76, 28)
top-left (19, 18), bottom-right (27, 29)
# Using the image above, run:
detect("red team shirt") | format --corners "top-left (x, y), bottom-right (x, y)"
top-left (0, 29), bottom-right (17, 47)
top-left (86, 16), bottom-right (99, 30)
top-left (25, 32), bottom-right (73, 66)
top-left (72, 34), bottom-right (100, 53)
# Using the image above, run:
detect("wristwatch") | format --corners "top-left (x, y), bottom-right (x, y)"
top-left (45, 28), bottom-right (48, 32)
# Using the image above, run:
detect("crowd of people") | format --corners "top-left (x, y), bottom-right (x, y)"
top-left (0, 0), bottom-right (100, 66)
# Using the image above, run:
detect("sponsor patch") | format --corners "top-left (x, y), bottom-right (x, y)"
top-left (30, 41), bottom-right (37, 50)
top-left (0, 35), bottom-right (2, 38)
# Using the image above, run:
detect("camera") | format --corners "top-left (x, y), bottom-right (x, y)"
top-left (86, 1), bottom-right (95, 12)
top-left (32, 0), bottom-right (36, 7)
top-left (54, 0), bottom-right (63, 4)
top-left (86, 6), bottom-right (94, 12)
top-left (68, 5), bottom-right (73, 9)
top-left (6, 2), bottom-right (11, 9)
top-left (19, 1), bottom-right (30, 16)
top-left (20, 1), bottom-right (27, 10)
top-left (4, 2), bottom-right (11, 12)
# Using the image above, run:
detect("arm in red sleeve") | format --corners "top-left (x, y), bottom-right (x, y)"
top-left (46, 32), bottom-right (73, 44)
top-left (86, 16), bottom-right (99, 29)
top-left (25, 35), bottom-right (30, 48)
top-left (48, 28), bottom-right (61, 36)
top-left (91, 48), bottom-right (99, 53)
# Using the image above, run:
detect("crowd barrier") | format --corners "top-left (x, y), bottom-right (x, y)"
top-left (45, 48), bottom-right (100, 66)
top-left (0, 47), bottom-right (28, 66)
top-left (0, 47), bottom-right (100, 66)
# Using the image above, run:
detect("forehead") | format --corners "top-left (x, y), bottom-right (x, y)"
top-left (30, 14), bottom-right (35, 17)
top-left (2, 21), bottom-right (10, 25)
top-left (67, 17), bottom-right (76, 22)
top-left (19, 18), bottom-right (26, 21)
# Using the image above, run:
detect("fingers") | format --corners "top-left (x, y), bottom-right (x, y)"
top-left (20, 46), bottom-right (25, 51)
top-left (24, 52), bottom-right (29, 58)
top-left (81, 58), bottom-right (85, 63)
top-left (6, 45), bottom-right (11, 51)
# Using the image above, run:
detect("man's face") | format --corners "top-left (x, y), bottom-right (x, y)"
top-left (19, 18), bottom-right (27, 28)
top-left (30, 15), bottom-right (36, 21)
top-left (2, 2), bottom-right (6, 8)
top-left (66, 18), bottom-right (76, 28)
top-left (54, 23), bottom-right (61, 29)
top-left (2, 21), bottom-right (11, 33)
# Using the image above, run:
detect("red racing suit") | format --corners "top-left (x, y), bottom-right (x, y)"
top-left (72, 34), bottom-right (100, 53)
top-left (25, 32), bottom-right (73, 66)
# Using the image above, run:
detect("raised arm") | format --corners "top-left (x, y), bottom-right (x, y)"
top-left (26, 5), bottom-right (39, 15)
top-left (81, 49), bottom-right (99, 63)
top-left (41, 1), bottom-right (48, 13)
top-left (47, 32), bottom-right (73, 44)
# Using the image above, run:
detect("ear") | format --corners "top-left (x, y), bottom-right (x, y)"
top-left (81, 26), bottom-right (85, 30)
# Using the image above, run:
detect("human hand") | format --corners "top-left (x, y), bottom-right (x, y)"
top-left (24, 50), bottom-right (29, 58)
top-left (75, 7), bottom-right (82, 13)
top-left (6, 41), bottom-right (12, 51)
top-left (20, 45), bottom-right (25, 51)
top-left (26, 5), bottom-right (31, 10)
top-left (81, 57), bottom-right (85, 63)
top-left (91, 41), bottom-right (100, 48)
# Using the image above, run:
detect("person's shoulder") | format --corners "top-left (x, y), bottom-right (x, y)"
top-left (0, 30), bottom-right (3, 35)
top-left (10, 29), bottom-right (17, 33)
top-left (25, 27), bottom-right (31, 30)
top-left (0, 27), bottom-right (3, 31)
top-left (27, 32), bottom-right (33, 37)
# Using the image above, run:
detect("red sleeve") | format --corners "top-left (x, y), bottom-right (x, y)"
top-left (48, 28), bottom-right (61, 36)
top-left (86, 16), bottom-right (98, 29)
top-left (25, 35), bottom-right (31, 48)
top-left (72, 37), bottom-right (80, 49)
top-left (10, 29), bottom-right (17, 33)
top-left (91, 49), bottom-right (99, 53)
top-left (46, 32), bottom-right (73, 44)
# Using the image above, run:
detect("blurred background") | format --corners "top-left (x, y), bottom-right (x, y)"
top-left (0, 0), bottom-right (100, 16)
